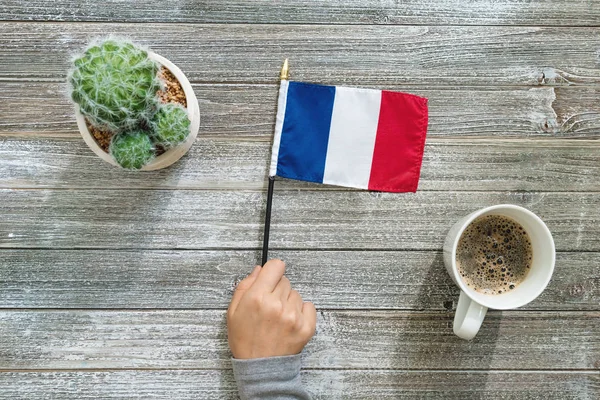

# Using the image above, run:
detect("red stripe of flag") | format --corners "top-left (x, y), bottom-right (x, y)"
top-left (368, 90), bottom-right (428, 193)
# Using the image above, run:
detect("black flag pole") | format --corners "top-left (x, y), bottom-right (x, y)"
top-left (261, 59), bottom-right (289, 266)
top-left (261, 175), bottom-right (276, 266)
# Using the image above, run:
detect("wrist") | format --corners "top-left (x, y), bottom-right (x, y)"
top-left (232, 354), bottom-right (303, 378)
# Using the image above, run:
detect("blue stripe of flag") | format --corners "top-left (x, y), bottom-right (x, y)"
top-left (276, 81), bottom-right (336, 184)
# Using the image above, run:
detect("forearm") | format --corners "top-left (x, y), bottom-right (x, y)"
top-left (232, 354), bottom-right (311, 400)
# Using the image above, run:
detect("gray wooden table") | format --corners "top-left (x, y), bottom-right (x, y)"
top-left (1, 1), bottom-right (599, 398)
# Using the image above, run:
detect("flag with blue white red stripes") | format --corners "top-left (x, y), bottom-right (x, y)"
top-left (269, 80), bottom-right (429, 193)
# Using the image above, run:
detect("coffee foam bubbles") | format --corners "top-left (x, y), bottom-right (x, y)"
top-left (456, 215), bottom-right (532, 295)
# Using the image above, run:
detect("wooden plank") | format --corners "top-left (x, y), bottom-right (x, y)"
top-left (0, 370), bottom-right (597, 400)
top-left (553, 86), bottom-right (600, 134)
top-left (6, 82), bottom-right (598, 138)
top-left (1, 137), bottom-right (600, 192)
top-left (0, 83), bottom-right (278, 137)
top-left (5, 82), bottom-right (583, 137)
top-left (0, 190), bottom-right (597, 251)
top-left (0, 310), bottom-right (598, 370)
top-left (2, 23), bottom-right (600, 86)
top-left (0, 250), bottom-right (597, 311)
top-left (3, 0), bottom-right (600, 27)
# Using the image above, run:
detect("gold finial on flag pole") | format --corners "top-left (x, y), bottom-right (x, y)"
top-left (280, 58), bottom-right (289, 80)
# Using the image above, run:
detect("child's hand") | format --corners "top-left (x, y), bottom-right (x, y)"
top-left (227, 259), bottom-right (317, 359)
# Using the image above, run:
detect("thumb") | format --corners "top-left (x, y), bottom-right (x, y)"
top-left (229, 266), bottom-right (261, 313)
top-left (302, 302), bottom-right (317, 338)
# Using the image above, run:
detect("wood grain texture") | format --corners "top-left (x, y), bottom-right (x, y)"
top-left (2, 2), bottom-right (599, 398)
top-left (0, 250), bottom-right (597, 311)
top-left (1, 370), bottom-right (598, 400)
top-left (0, 189), bottom-right (597, 251)
top-left (0, 310), bottom-right (598, 370)
top-left (1, 137), bottom-right (600, 191)
top-left (3, 0), bottom-right (600, 27)
top-left (5, 82), bottom-right (585, 137)
top-left (5, 82), bottom-right (599, 138)
top-left (2, 23), bottom-right (600, 86)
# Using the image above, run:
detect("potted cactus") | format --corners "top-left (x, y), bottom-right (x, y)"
top-left (68, 38), bottom-right (200, 170)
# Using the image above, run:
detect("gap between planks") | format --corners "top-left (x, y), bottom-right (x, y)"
top-left (4, 135), bottom-right (600, 145)
top-left (0, 247), bottom-right (594, 252)
top-left (0, 368), bottom-right (597, 373)
top-left (2, 78), bottom-right (600, 89)
top-left (0, 308), bottom-right (594, 313)
top-left (4, 21), bottom-right (600, 29)
top-left (2, 20), bottom-right (600, 29)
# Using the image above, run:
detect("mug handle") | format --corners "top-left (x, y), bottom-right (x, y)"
top-left (453, 291), bottom-right (488, 340)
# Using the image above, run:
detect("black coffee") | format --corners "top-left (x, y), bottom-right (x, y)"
top-left (456, 215), bottom-right (532, 295)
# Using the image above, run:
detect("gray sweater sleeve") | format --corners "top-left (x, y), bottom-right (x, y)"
top-left (231, 354), bottom-right (311, 400)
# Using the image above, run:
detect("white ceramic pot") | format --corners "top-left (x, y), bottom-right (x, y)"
top-left (75, 52), bottom-right (200, 171)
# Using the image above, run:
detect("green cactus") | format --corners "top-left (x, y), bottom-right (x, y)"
top-left (69, 39), bottom-right (161, 132)
top-left (109, 131), bottom-right (155, 170)
top-left (151, 103), bottom-right (191, 148)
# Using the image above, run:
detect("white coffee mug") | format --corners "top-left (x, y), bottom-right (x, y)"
top-left (443, 204), bottom-right (555, 340)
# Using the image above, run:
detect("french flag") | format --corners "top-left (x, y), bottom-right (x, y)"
top-left (269, 81), bottom-right (428, 193)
